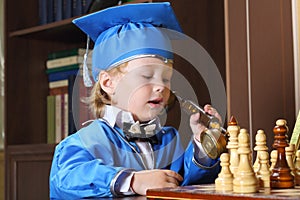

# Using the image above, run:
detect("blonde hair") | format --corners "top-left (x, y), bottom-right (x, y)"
top-left (84, 63), bottom-right (128, 118)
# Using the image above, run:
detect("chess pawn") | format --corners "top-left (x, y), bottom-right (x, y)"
top-left (226, 116), bottom-right (240, 177)
top-left (270, 150), bottom-right (277, 171)
top-left (253, 130), bottom-right (268, 173)
top-left (295, 150), bottom-right (300, 185)
top-left (270, 119), bottom-right (294, 188)
top-left (215, 153), bottom-right (233, 191)
top-left (233, 129), bottom-right (258, 193)
top-left (285, 143), bottom-right (296, 176)
top-left (257, 151), bottom-right (271, 188)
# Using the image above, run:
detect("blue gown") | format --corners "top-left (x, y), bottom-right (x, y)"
top-left (49, 118), bottom-right (220, 199)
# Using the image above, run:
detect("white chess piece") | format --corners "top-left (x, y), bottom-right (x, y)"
top-left (226, 118), bottom-right (240, 177)
top-left (215, 153), bottom-right (233, 191)
top-left (233, 129), bottom-right (258, 193)
top-left (285, 143), bottom-right (296, 176)
top-left (257, 151), bottom-right (271, 188)
top-left (270, 150), bottom-right (277, 172)
top-left (253, 130), bottom-right (268, 173)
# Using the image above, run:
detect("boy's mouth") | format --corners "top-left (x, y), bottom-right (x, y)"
top-left (148, 98), bottom-right (164, 107)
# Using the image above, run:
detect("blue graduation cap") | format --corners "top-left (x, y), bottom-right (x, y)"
top-left (73, 2), bottom-right (182, 85)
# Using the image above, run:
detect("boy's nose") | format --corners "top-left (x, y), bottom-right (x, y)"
top-left (153, 83), bottom-right (165, 92)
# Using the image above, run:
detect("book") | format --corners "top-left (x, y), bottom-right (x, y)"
top-left (49, 79), bottom-right (68, 89)
top-left (45, 63), bottom-right (83, 74)
top-left (63, 0), bottom-right (72, 19)
top-left (63, 93), bottom-right (69, 138)
top-left (47, 68), bottom-right (79, 82)
top-left (47, 95), bottom-right (56, 144)
top-left (54, 0), bottom-right (63, 21)
top-left (46, 55), bottom-right (92, 69)
top-left (38, 0), bottom-right (47, 25)
top-left (47, 0), bottom-right (54, 23)
top-left (49, 86), bottom-right (68, 96)
top-left (72, 0), bottom-right (82, 17)
top-left (55, 94), bottom-right (62, 143)
top-left (47, 48), bottom-right (87, 60)
top-left (82, 0), bottom-right (93, 14)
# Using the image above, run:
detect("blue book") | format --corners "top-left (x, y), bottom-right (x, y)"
top-left (38, 0), bottom-right (47, 25)
top-left (54, 0), bottom-right (63, 21)
top-left (82, 0), bottom-right (93, 14)
top-left (72, 0), bottom-right (82, 17)
top-left (63, 0), bottom-right (72, 19)
top-left (47, 0), bottom-right (54, 23)
top-left (48, 69), bottom-right (79, 82)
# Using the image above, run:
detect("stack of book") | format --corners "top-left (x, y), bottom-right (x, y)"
top-left (46, 48), bottom-right (93, 144)
top-left (38, 0), bottom-right (93, 25)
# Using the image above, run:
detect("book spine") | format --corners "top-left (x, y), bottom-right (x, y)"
top-left (38, 0), bottom-right (47, 25)
top-left (82, 0), bottom-right (93, 14)
top-left (47, 0), bottom-right (54, 23)
top-left (47, 95), bottom-right (56, 144)
top-left (47, 48), bottom-right (86, 60)
top-left (48, 69), bottom-right (79, 82)
top-left (72, 0), bottom-right (82, 17)
top-left (55, 95), bottom-right (62, 143)
top-left (49, 86), bottom-right (68, 96)
top-left (46, 55), bottom-right (91, 69)
top-left (54, 0), bottom-right (63, 22)
top-left (63, 93), bottom-right (69, 138)
top-left (45, 64), bottom-right (81, 74)
top-left (49, 79), bottom-right (68, 89)
top-left (63, 0), bottom-right (72, 19)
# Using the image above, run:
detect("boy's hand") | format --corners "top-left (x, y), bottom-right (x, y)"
top-left (190, 104), bottom-right (222, 141)
top-left (130, 169), bottom-right (183, 195)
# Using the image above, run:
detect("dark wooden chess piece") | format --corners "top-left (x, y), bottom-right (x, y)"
top-left (270, 119), bottom-right (294, 188)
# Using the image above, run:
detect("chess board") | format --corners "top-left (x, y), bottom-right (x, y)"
top-left (146, 184), bottom-right (300, 200)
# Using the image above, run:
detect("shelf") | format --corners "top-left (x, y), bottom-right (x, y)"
top-left (9, 17), bottom-right (86, 43)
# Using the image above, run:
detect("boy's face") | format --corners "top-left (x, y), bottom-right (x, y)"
top-left (112, 57), bottom-right (173, 122)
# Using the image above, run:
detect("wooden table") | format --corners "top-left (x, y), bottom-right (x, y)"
top-left (146, 184), bottom-right (300, 200)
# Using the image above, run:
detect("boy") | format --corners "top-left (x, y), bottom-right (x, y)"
top-left (50, 2), bottom-right (222, 199)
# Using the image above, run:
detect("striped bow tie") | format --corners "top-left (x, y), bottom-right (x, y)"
top-left (123, 121), bottom-right (158, 144)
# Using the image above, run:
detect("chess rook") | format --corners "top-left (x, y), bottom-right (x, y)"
top-left (233, 129), bottom-right (258, 193)
top-left (270, 119), bottom-right (294, 189)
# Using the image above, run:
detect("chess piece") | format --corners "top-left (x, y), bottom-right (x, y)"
top-left (270, 119), bottom-right (294, 188)
top-left (226, 116), bottom-right (240, 177)
top-left (233, 129), bottom-right (258, 193)
top-left (294, 150), bottom-right (300, 185)
top-left (253, 130), bottom-right (268, 173)
top-left (286, 143), bottom-right (296, 176)
top-left (270, 150), bottom-right (277, 171)
top-left (215, 153), bottom-right (233, 191)
top-left (257, 151), bottom-right (271, 188)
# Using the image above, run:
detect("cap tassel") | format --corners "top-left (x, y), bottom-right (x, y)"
top-left (83, 36), bottom-right (93, 87)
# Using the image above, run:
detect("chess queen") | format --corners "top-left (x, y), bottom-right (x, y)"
top-left (49, 2), bottom-right (222, 199)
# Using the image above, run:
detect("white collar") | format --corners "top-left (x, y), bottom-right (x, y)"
top-left (102, 105), bottom-right (161, 130)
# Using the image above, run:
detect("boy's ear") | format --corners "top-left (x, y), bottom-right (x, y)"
top-left (99, 71), bottom-right (115, 95)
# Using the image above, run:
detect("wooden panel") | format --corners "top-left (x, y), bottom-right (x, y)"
top-left (249, 0), bottom-right (295, 144)
top-left (0, 151), bottom-right (4, 200)
top-left (225, 0), bottom-right (295, 149)
top-left (6, 144), bottom-right (55, 200)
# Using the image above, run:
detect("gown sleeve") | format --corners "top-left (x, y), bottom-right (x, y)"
top-left (49, 133), bottom-right (135, 199)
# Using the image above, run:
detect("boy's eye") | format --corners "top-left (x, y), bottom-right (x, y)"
top-left (142, 75), bottom-right (153, 79)
top-left (163, 78), bottom-right (170, 83)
